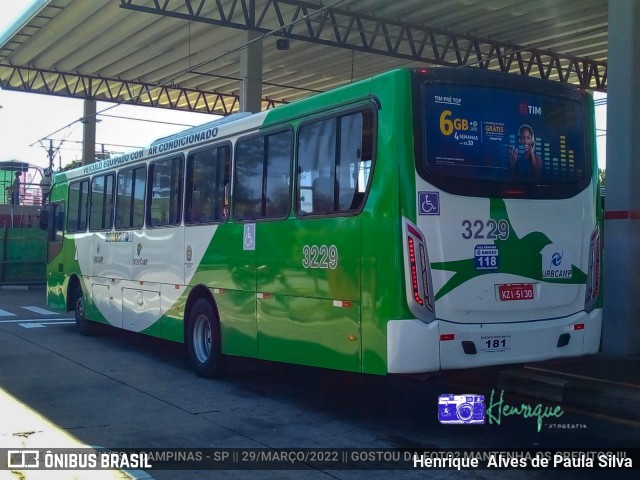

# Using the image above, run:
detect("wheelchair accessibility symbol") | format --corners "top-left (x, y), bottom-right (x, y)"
top-left (419, 192), bottom-right (440, 215)
top-left (243, 223), bottom-right (256, 251)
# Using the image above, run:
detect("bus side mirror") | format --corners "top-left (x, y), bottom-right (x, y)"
top-left (39, 209), bottom-right (49, 230)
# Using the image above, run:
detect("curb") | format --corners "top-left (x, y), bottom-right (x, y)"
top-left (0, 285), bottom-right (30, 291)
top-left (0, 284), bottom-right (45, 291)
top-left (497, 369), bottom-right (640, 421)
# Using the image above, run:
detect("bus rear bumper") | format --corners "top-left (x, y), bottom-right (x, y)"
top-left (386, 309), bottom-right (602, 374)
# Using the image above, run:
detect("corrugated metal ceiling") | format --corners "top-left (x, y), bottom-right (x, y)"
top-left (0, 0), bottom-right (608, 114)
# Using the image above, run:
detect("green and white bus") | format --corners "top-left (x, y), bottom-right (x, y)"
top-left (41, 68), bottom-right (602, 377)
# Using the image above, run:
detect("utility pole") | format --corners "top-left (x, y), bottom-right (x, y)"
top-left (48, 139), bottom-right (54, 171)
top-left (82, 99), bottom-right (97, 165)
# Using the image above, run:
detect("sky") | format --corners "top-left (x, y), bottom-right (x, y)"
top-left (0, 1), bottom-right (608, 172)
top-left (0, 1), bottom-right (217, 172)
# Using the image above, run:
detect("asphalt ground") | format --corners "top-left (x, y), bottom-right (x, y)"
top-left (1, 285), bottom-right (639, 480)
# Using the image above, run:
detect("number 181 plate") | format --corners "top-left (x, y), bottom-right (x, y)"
top-left (497, 283), bottom-right (534, 301)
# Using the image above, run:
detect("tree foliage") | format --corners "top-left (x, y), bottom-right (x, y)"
top-left (58, 160), bottom-right (83, 172)
top-left (598, 168), bottom-right (606, 186)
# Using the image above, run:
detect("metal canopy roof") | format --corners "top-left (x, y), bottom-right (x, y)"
top-left (0, 0), bottom-right (608, 116)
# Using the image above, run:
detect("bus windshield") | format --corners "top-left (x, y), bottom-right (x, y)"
top-left (419, 80), bottom-right (591, 199)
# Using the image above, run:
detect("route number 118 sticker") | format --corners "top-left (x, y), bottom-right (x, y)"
top-left (475, 245), bottom-right (498, 271)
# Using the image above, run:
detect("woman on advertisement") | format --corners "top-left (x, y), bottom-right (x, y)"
top-left (509, 124), bottom-right (542, 179)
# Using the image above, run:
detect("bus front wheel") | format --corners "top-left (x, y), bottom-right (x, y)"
top-left (74, 288), bottom-right (95, 336)
top-left (186, 298), bottom-right (227, 378)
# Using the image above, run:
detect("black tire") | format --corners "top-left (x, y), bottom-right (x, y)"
top-left (74, 287), bottom-right (96, 336)
top-left (186, 298), bottom-right (227, 378)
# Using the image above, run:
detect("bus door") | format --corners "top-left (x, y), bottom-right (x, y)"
top-left (64, 179), bottom-right (93, 311)
top-left (87, 173), bottom-right (121, 328)
top-left (110, 164), bottom-right (146, 330)
top-left (90, 227), bottom-right (132, 330)
top-left (255, 111), bottom-right (372, 372)
top-left (125, 157), bottom-right (184, 333)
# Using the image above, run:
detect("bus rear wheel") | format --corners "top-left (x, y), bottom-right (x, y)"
top-left (186, 298), bottom-right (227, 378)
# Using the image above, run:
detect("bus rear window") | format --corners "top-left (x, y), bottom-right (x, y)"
top-left (419, 82), bottom-right (591, 198)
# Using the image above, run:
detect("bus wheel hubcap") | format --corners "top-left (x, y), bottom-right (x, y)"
top-left (193, 314), bottom-right (212, 363)
top-left (76, 298), bottom-right (84, 320)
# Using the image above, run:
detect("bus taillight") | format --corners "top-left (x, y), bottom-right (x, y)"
top-left (585, 224), bottom-right (601, 312)
top-left (408, 237), bottom-right (424, 306)
top-left (403, 218), bottom-right (435, 319)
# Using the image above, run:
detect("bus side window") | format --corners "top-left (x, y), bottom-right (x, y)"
top-left (265, 131), bottom-right (292, 218)
top-left (53, 203), bottom-right (65, 242)
top-left (46, 201), bottom-right (65, 242)
top-left (297, 109), bottom-right (373, 216)
top-left (233, 130), bottom-right (292, 221)
top-left (67, 179), bottom-right (89, 232)
top-left (188, 190), bottom-right (202, 223)
top-left (147, 156), bottom-right (183, 227)
top-left (298, 117), bottom-right (336, 215)
top-left (44, 201), bottom-right (65, 261)
top-left (186, 144), bottom-right (230, 224)
top-left (116, 166), bottom-right (146, 230)
top-left (312, 177), bottom-right (334, 213)
top-left (339, 111), bottom-right (373, 211)
top-left (90, 174), bottom-right (115, 231)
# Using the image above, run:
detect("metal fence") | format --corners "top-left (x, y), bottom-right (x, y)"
top-left (1, 177), bottom-right (45, 207)
top-left (0, 226), bottom-right (47, 285)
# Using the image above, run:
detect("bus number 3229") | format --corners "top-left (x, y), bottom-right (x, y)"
top-left (302, 245), bottom-right (339, 269)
